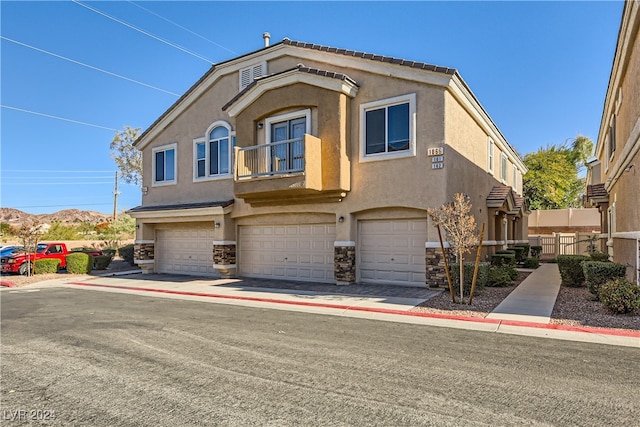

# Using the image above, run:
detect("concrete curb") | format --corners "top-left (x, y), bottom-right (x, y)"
top-left (67, 281), bottom-right (640, 339)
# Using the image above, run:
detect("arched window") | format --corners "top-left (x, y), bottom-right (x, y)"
top-left (195, 122), bottom-right (232, 179)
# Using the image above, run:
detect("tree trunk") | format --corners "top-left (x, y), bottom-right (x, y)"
top-left (459, 249), bottom-right (464, 303)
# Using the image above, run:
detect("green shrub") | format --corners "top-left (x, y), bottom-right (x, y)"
top-left (93, 254), bottom-right (113, 270)
top-left (450, 262), bottom-right (490, 295)
top-left (102, 248), bottom-right (117, 258)
top-left (487, 267), bottom-right (513, 287)
top-left (582, 261), bottom-right (627, 298)
top-left (118, 244), bottom-right (135, 266)
top-left (599, 278), bottom-right (640, 314)
top-left (34, 259), bottom-right (60, 274)
top-left (65, 252), bottom-right (93, 274)
top-left (514, 243), bottom-right (530, 258)
top-left (556, 255), bottom-right (590, 287)
top-left (509, 246), bottom-right (526, 263)
top-left (589, 252), bottom-right (610, 262)
top-left (491, 253), bottom-right (516, 267)
top-left (70, 246), bottom-right (95, 252)
top-left (530, 246), bottom-right (542, 258)
top-left (523, 257), bottom-right (540, 269)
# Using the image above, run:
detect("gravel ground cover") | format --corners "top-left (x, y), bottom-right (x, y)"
top-left (2, 263), bottom-right (638, 332)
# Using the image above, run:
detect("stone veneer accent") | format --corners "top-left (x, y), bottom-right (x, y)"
top-left (425, 246), bottom-right (450, 288)
top-left (134, 242), bottom-right (155, 262)
top-left (334, 245), bottom-right (356, 285)
top-left (213, 243), bottom-right (236, 266)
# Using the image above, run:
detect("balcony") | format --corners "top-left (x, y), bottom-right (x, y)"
top-left (235, 134), bottom-right (335, 205)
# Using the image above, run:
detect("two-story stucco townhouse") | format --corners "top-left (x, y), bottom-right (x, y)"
top-left (586, 0), bottom-right (640, 285)
top-left (129, 35), bottom-right (528, 288)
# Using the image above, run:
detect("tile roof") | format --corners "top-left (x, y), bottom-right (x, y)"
top-left (487, 185), bottom-right (513, 203)
top-left (127, 200), bottom-right (234, 213)
top-left (586, 183), bottom-right (608, 199)
top-left (222, 64), bottom-right (359, 112)
top-left (282, 39), bottom-right (457, 75)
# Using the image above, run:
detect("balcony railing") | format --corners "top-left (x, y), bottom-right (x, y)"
top-left (236, 138), bottom-right (305, 179)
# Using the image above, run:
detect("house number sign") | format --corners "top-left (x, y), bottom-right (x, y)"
top-left (428, 147), bottom-right (444, 169)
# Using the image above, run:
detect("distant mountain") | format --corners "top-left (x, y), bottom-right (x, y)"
top-left (0, 208), bottom-right (111, 227)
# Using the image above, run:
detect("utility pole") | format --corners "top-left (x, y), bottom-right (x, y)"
top-left (113, 171), bottom-right (120, 222)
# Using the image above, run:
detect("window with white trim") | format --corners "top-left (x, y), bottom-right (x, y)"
top-left (608, 114), bottom-right (616, 160)
top-left (513, 165), bottom-right (517, 191)
top-left (488, 138), bottom-right (494, 174)
top-left (239, 62), bottom-right (267, 91)
top-left (152, 143), bottom-right (177, 186)
top-left (500, 153), bottom-right (508, 183)
top-left (360, 94), bottom-right (416, 162)
top-left (194, 122), bottom-right (233, 181)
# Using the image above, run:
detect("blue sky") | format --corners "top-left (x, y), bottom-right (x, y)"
top-left (1, 1), bottom-right (624, 215)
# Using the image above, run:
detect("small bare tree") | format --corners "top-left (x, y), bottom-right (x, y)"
top-left (427, 193), bottom-right (478, 303)
top-left (16, 220), bottom-right (45, 276)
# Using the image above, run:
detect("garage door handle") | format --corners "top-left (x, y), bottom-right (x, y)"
top-left (391, 258), bottom-right (394, 261)
top-left (284, 257), bottom-right (288, 261)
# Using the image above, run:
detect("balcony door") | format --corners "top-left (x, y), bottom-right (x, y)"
top-left (270, 116), bottom-right (306, 173)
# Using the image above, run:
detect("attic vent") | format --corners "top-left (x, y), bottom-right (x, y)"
top-left (239, 62), bottom-right (267, 91)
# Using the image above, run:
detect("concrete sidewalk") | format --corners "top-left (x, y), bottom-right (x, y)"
top-left (487, 264), bottom-right (562, 324)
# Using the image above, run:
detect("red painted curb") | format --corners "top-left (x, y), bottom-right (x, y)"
top-left (0, 281), bottom-right (16, 287)
top-left (66, 281), bottom-right (640, 339)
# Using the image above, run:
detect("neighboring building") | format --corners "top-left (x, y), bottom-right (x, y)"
top-left (129, 36), bottom-right (528, 287)
top-left (586, 1), bottom-right (640, 284)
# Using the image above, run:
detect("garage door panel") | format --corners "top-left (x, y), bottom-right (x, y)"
top-left (359, 219), bottom-right (426, 286)
top-left (239, 224), bottom-right (335, 283)
top-left (156, 227), bottom-right (219, 277)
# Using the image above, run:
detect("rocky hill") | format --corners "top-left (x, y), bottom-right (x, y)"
top-left (0, 208), bottom-right (111, 227)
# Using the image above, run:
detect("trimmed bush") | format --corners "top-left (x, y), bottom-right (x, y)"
top-left (556, 254), bottom-right (590, 287)
top-left (66, 252), bottom-right (93, 274)
top-left (487, 267), bottom-right (513, 287)
top-left (514, 243), bottom-right (530, 258)
top-left (491, 253), bottom-right (516, 267)
top-left (582, 261), bottom-right (626, 298)
top-left (509, 246), bottom-right (526, 263)
top-left (589, 252), bottom-right (610, 262)
top-left (93, 254), bottom-right (113, 270)
top-left (118, 244), bottom-right (135, 266)
top-left (523, 257), bottom-right (540, 269)
top-left (599, 278), bottom-right (640, 314)
top-left (450, 262), bottom-right (490, 295)
top-left (530, 246), bottom-right (542, 258)
top-left (103, 248), bottom-right (117, 258)
top-left (34, 258), bottom-right (60, 274)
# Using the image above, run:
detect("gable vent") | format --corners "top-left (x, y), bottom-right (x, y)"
top-left (239, 62), bottom-right (267, 91)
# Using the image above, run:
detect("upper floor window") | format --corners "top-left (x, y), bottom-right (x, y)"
top-left (608, 114), bottom-right (616, 160)
top-left (513, 165), bottom-right (517, 191)
top-left (194, 122), bottom-right (232, 181)
top-left (265, 109), bottom-right (310, 173)
top-left (239, 62), bottom-right (267, 91)
top-left (152, 143), bottom-right (177, 186)
top-left (360, 93), bottom-right (416, 162)
top-left (488, 138), bottom-right (494, 174)
top-left (500, 153), bottom-right (508, 183)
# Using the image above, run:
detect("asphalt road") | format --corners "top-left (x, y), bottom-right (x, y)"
top-left (1, 288), bottom-right (638, 426)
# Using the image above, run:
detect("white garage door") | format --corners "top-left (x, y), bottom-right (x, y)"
top-left (359, 219), bottom-right (427, 286)
top-left (238, 224), bottom-right (335, 283)
top-left (156, 227), bottom-right (218, 276)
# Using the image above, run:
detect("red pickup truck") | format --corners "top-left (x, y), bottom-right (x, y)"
top-left (1, 242), bottom-right (103, 275)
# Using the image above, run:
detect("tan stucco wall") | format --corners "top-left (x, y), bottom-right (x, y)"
top-left (136, 46), bottom-right (527, 248)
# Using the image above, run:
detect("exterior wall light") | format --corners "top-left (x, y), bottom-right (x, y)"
top-left (214, 222), bottom-right (221, 228)
top-left (338, 216), bottom-right (345, 223)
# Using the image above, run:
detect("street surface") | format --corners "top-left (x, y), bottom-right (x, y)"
top-left (1, 288), bottom-right (638, 426)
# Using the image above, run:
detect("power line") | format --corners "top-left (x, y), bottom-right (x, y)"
top-left (72, 0), bottom-right (215, 64)
top-left (6, 182), bottom-right (113, 186)
top-left (1, 36), bottom-right (180, 97)
top-left (2, 170), bottom-right (115, 173)
top-left (127, 1), bottom-right (238, 55)
top-left (0, 105), bottom-right (120, 132)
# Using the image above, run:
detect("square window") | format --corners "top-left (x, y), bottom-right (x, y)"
top-left (360, 94), bottom-right (416, 162)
